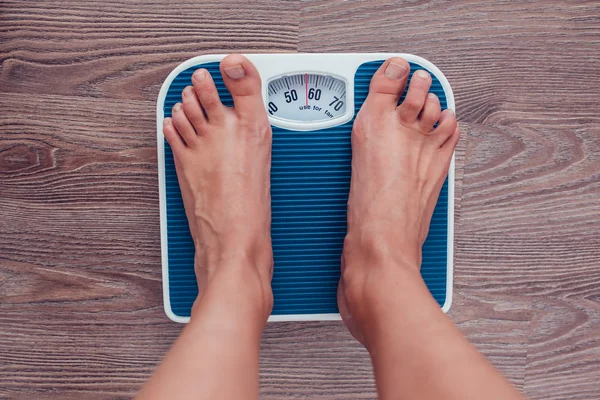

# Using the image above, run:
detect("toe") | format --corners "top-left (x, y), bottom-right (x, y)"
top-left (181, 86), bottom-right (208, 135)
top-left (364, 57), bottom-right (410, 109)
top-left (431, 109), bottom-right (458, 146)
top-left (171, 103), bottom-right (199, 148)
top-left (419, 93), bottom-right (442, 133)
top-left (192, 68), bottom-right (225, 122)
top-left (220, 54), bottom-right (267, 118)
top-left (163, 117), bottom-right (186, 151)
top-left (441, 126), bottom-right (461, 154)
top-left (397, 69), bottom-right (431, 123)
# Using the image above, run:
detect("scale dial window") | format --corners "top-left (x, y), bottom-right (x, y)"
top-left (266, 73), bottom-right (347, 123)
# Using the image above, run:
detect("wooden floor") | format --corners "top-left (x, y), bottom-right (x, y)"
top-left (1, 0), bottom-right (599, 398)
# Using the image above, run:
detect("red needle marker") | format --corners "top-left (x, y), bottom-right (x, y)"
top-left (305, 73), bottom-right (309, 106)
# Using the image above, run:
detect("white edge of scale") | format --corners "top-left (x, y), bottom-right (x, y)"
top-left (156, 53), bottom-right (456, 323)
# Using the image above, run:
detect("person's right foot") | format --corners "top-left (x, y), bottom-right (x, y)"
top-left (338, 57), bottom-right (460, 345)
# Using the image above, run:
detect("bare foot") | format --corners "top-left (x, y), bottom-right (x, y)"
top-left (163, 54), bottom-right (273, 325)
top-left (338, 57), bottom-right (460, 345)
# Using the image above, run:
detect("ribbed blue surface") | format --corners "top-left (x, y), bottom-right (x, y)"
top-left (163, 60), bottom-right (449, 318)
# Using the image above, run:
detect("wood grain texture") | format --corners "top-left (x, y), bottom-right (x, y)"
top-left (1, 0), bottom-right (600, 399)
top-left (0, 0), bottom-right (298, 101)
top-left (525, 297), bottom-right (600, 400)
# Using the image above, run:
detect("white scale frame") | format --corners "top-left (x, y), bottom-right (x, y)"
top-left (157, 53), bottom-right (455, 323)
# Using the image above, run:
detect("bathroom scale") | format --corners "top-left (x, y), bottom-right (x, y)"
top-left (157, 53), bottom-right (455, 323)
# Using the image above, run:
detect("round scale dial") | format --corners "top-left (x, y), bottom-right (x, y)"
top-left (266, 73), bottom-right (347, 123)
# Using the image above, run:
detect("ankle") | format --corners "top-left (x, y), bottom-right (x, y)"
top-left (193, 259), bottom-right (274, 323)
top-left (192, 266), bottom-right (273, 333)
top-left (194, 234), bottom-right (273, 273)
top-left (341, 247), bottom-right (422, 306)
top-left (343, 230), bottom-right (422, 271)
top-left (340, 232), bottom-right (426, 347)
top-left (342, 264), bottom-right (425, 348)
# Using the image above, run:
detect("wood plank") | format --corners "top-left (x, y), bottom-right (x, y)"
top-left (0, 92), bottom-right (171, 398)
top-left (525, 297), bottom-right (600, 399)
top-left (455, 122), bottom-right (600, 299)
top-left (0, 0), bottom-right (299, 101)
top-left (449, 292), bottom-right (532, 391)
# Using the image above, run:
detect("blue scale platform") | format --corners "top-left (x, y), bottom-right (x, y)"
top-left (162, 60), bottom-right (450, 319)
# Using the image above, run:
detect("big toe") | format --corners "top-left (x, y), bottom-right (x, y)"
top-left (363, 57), bottom-right (410, 110)
top-left (220, 54), bottom-right (266, 117)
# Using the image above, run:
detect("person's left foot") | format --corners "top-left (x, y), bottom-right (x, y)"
top-left (163, 54), bottom-right (273, 322)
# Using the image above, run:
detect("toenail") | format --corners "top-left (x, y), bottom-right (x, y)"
top-left (173, 103), bottom-right (182, 112)
top-left (416, 70), bottom-right (430, 79)
top-left (182, 87), bottom-right (193, 97)
top-left (163, 118), bottom-right (171, 126)
top-left (224, 64), bottom-right (246, 80)
top-left (427, 93), bottom-right (438, 101)
top-left (384, 62), bottom-right (408, 80)
top-left (193, 69), bottom-right (206, 81)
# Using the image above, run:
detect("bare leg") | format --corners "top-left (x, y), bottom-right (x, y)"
top-left (338, 58), bottom-right (526, 400)
top-left (137, 55), bottom-right (273, 400)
